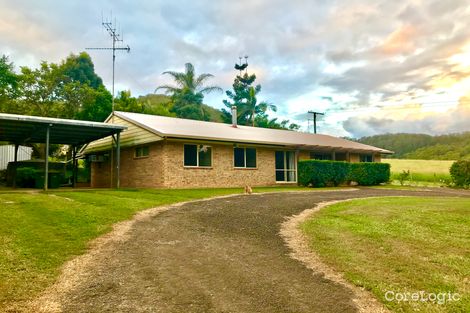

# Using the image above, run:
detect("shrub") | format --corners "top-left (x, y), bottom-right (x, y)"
top-left (298, 160), bottom-right (390, 187)
top-left (349, 162), bottom-right (391, 186)
top-left (450, 160), bottom-right (470, 188)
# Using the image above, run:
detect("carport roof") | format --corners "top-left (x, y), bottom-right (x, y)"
top-left (0, 113), bottom-right (126, 146)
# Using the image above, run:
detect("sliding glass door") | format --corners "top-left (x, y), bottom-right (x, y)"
top-left (275, 151), bottom-right (297, 182)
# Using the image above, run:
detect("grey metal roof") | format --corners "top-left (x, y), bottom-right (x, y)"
top-left (114, 111), bottom-right (393, 154)
top-left (0, 113), bottom-right (126, 146)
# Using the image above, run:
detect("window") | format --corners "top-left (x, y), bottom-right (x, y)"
top-left (310, 152), bottom-right (332, 160)
top-left (184, 144), bottom-right (212, 167)
top-left (234, 147), bottom-right (257, 168)
top-left (275, 151), bottom-right (297, 182)
top-left (360, 154), bottom-right (373, 162)
top-left (135, 146), bottom-right (149, 158)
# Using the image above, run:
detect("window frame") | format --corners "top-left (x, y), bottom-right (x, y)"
top-left (183, 144), bottom-right (213, 168)
top-left (233, 147), bottom-right (257, 169)
top-left (134, 145), bottom-right (150, 159)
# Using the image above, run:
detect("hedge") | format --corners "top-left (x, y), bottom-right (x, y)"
top-left (349, 162), bottom-right (391, 186)
top-left (450, 160), bottom-right (470, 188)
top-left (298, 160), bottom-right (390, 187)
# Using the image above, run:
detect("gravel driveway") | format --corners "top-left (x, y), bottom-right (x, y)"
top-left (35, 188), bottom-right (470, 313)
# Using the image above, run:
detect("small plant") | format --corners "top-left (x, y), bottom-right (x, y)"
top-left (397, 170), bottom-right (410, 186)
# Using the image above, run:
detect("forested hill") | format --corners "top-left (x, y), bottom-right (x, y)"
top-left (358, 133), bottom-right (470, 160)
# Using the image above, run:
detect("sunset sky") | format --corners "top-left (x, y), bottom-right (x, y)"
top-left (1, 0), bottom-right (470, 137)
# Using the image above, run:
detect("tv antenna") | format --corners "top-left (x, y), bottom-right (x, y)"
top-left (86, 14), bottom-right (130, 112)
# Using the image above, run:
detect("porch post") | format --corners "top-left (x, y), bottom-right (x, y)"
top-left (116, 131), bottom-right (121, 189)
top-left (44, 125), bottom-right (51, 191)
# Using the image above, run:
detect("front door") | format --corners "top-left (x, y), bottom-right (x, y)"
top-left (275, 151), bottom-right (297, 182)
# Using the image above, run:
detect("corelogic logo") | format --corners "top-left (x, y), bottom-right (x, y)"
top-left (385, 290), bottom-right (461, 305)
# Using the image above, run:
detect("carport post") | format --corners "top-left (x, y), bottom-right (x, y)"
top-left (44, 125), bottom-right (51, 191)
top-left (116, 131), bottom-right (121, 189)
top-left (72, 146), bottom-right (77, 188)
top-left (12, 144), bottom-right (19, 188)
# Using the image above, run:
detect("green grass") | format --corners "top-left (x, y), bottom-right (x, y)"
top-left (0, 185), bottom-right (324, 308)
top-left (301, 197), bottom-right (470, 313)
top-left (383, 159), bottom-right (454, 185)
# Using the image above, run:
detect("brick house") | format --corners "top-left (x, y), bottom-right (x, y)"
top-left (84, 111), bottom-right (392, 188)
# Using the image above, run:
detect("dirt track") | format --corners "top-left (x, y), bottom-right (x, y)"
top-left (32, 188), bottom-right (470, 313)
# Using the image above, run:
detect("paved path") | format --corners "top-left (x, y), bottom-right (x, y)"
top-left (42, 188), bottom-right (470, 313)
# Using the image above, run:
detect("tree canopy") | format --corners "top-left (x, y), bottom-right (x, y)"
top-left (0, 54), bottom-right (301, 132)
top-left (0, 52), bottom-right (112, 122)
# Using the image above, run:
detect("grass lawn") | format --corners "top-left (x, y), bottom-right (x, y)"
top-left (301, 197), bottom-right (470, 313)
top-left (383, 159), bottom-right (453, 185)
top-left (0, 186), bottom-right (322, 309)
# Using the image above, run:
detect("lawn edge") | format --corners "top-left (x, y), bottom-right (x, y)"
top-left (279, 197), bottom-right (396, 313)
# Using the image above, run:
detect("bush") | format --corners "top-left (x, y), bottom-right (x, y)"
top-left (298, 160), bottom-right (390, 187)
top-left (450, 160), bottom-right (470, 188)
top-left (349, 162), bottom-right (391, 186)
top-left (15, 167), bottom-right (39, 188)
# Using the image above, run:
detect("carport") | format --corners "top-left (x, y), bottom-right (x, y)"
top-left (0, 113), bottom-right (126, 190)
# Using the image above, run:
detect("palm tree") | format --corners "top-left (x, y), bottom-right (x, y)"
top-left (156, 63), bottom-right (222, 98)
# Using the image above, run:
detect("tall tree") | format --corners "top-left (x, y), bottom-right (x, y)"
top-left (223, 63), bottom-right (276, 126)
top-left (223, 61), bottom-right (300, 130)
top-left (156, 63), bottom-right (222, 120)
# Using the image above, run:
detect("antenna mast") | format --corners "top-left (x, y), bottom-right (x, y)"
top-left (86, 14), bottom-right (130, 113)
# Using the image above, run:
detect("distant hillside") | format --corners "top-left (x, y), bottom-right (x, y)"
top-left (358, 132), bottom-right (470, 160)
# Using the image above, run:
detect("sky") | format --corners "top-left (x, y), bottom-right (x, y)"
top-left (1, 0), bottom-right (470, 138)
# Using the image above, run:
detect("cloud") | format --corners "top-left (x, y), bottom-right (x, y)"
top-left (343, 97), bottom-right (470, 137)
top-left (1, 0), bottom-right (470, 136)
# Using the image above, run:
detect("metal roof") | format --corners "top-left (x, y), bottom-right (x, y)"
top-left (0, 113), bottom-right (126, 146)
top-left (113, 111), bottom-right (393, 154)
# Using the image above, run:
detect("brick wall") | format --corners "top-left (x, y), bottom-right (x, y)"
top-left (161, 141), bottom-right (278, 188)
top-left (90, 142), bottom-right (165, 188)
top-left (119, 142), bottom-right (165, 188)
